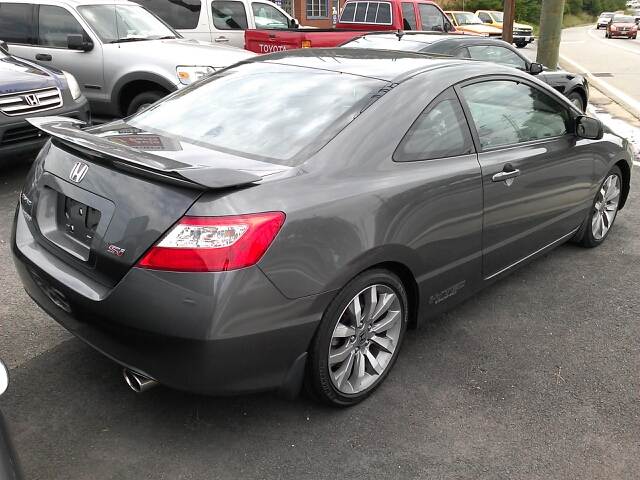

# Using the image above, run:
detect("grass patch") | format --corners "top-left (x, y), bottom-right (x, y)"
top-left (563, 12), bottom-right (597, 28)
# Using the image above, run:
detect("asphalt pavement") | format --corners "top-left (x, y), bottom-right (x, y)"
top-left (0, 38), bottom-right (639, 478)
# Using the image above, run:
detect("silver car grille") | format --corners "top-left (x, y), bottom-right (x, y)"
top-left (0, 87), bottom-right (63, 116)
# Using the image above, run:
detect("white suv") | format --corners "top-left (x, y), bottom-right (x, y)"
top-left (0, 0), bottom-right (255, 117)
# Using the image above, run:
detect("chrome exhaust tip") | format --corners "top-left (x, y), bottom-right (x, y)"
top-left (123, 369), bottom-right (158, 393)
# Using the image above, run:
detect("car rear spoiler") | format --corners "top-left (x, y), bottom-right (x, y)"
top-left (27, 117), bottom-right (264, 189)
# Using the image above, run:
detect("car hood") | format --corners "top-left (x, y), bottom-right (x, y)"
top-left (0, 55), bottom-right (57, 94)
top-left (109, 38), bottom-right (256, 67)
top-left (611, 22), bottom-right (636, 26)
top-left (456, 24), bottom-right (503, 34)
top-left (513, 22), bottom-right (533, 30)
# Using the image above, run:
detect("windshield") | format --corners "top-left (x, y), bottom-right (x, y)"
top-left (341, 36), bottom-right (433, 51)
top-left (78, 5), bottom-right (179, 43)
top-left (453, 12), bottom-right (483, 25)
top-left (613, 15), bottom-right (634, 22)
top-left (128, 63), bottom-right (388, 165)
top-left (491, 12), bottom-right (503, 22)
top-left (600, 12), bottom-right (614, 18)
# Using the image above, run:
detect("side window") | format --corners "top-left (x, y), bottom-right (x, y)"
top-left (0, 3), bottom-right (35, 44)
top-left (461, 80), bottom-right (569, 150)
top-left (338, 2), bottom-right (391, 24)
top-left (417, 4), bottom-right (444, 31)
top-left (478, 12), bottom-right (490, 23)
top-left (135, 0), bottom-right (201, 30)
top-left (401, 3), bottom-right (416, 30)
top-left (467, 45), bottom-right (527, 71)
top-left (38, 5), bottom-right (84, 48)
top-left (394, 88), bottom-right (475, 162)
top-left (252, 2), bottom-right (289, 28)
top-left (211, 1), bottom-right (248, 29)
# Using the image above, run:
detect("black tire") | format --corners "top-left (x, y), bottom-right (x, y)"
top-left (304, 269), bottom-right (408, 407)
top-left (126, 91), bottom-right (165, 116)
top-left (596, 25), bottom-right (600, 29)
top-left (515, 42), bottom-right (526, 48)
top-left (567, 91), bottom-right (585, 111)
top-left (579, 165), bottom-right (622, 248)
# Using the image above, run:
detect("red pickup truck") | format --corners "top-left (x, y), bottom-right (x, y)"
top-left (245, 0), bottom-right (460, 53)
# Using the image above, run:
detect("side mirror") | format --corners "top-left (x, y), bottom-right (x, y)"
top-left (529, 62), bottom-right (543, 74)
top-left (67, 34), bottom-right (93, 52)
top-left (0, 40), bottom-right (8, 53)
top-left (576, 115), bottom-right (603, 140)
top-left (289, 18), bottom-right (299, 28)
top-left (444, 21), bottom-right (453, 32)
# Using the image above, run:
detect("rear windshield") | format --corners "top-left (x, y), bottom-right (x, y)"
top-left (128, 62), bottom-right (388, 166)
top-left (339, 2), bottom-right (393, 25)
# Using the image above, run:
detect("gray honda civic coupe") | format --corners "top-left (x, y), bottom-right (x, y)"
top-left (11, 49), bottom-right (633, 407)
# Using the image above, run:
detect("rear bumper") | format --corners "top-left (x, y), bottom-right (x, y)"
top-left (11, 203), bottom-right (328, 395)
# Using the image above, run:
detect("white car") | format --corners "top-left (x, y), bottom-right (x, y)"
top-left (596, 12), bottom-right (616, 29)
top-left (0, 0), bottom-right (256, 117)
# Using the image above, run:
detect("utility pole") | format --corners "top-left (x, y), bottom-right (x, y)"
top-left (502, 0), bottom-right (515, 44)
top-left (536, 0), bottom-right (566, 69)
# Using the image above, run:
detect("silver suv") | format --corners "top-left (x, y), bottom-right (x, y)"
top-left (0, 0), bottom-right (255, 117)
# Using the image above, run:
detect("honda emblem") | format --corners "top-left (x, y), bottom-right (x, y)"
top-left (24, 93), bottom-right (40, 106)
top-left (69, 162), bottom-right (89, 183)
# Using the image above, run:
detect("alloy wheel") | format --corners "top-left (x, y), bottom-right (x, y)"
top-left (328, 284), bottom-right (402, 395)
top-left (592, 173), bottom-right (621, 240)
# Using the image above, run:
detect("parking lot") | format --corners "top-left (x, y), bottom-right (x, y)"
top-left (1, 25), bottom-right (640, 479)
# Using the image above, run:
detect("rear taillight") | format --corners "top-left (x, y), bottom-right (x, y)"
top-left (136, 212), bottom-right (285, 272)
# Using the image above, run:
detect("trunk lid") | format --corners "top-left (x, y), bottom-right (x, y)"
top-left (20, 117), bottom-right (288, 287)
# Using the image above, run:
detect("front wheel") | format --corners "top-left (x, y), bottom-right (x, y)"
top-left (304, 269), bottom-right (408, 407)
top-left (515, 42), bottom-right (526, 48)
top-left (579, 166), bottom-right (622, 248)
top-left (567, 91), bottom-right (585, 111)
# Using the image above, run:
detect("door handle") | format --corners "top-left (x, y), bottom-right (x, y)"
top-left (214, 37), bottom-right (229, 43)
top-left (492, 169), bottom-right (520, 182)
top-left (36, 54), bottom-right (52, 61)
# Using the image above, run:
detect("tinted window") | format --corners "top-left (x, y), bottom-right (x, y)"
top-left (354, 3), bottom-right (367, 21)
top-left (134, 0), bottom-right (201, 30)
top-left (340, 2), bottom-right (356, 21)
top-left (339, 2), bottom-right (391, 24)
top-left (252, 2), bottom-right (289, 28)
top-left (467, 45), bottom-right (527, 70)
top-left (401, 2), bottom-right (416, 30)
top-left (418, 4), bottom-right (444, 31)
top-left (394, 88), bottom-right (474, 162)
top-left (0, 3), bottom-right (34, 44)
top-left (38, 5), bottom-right (84, 48)
top-left (461, 80), bottom-right (569, 149)
top-left (212, 1), bottom-right (248, 29)
top-left (477, 12), bottom-right (491, 23)
top-left (129, 64), bottom-right (388, 165)
top-left (452, 47), bottom-right (470, 58)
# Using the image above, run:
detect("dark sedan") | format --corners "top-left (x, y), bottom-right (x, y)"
top-left (11, 50), bottom-right (633, 407)
top-left (0, 40), bottom-right (90, 164)
top-left (340, 32), bottom-right (590, 111)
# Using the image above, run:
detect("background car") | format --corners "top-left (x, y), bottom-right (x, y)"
top-left (339, 32), bottom-right (590, 111)
top-left (445, 11), bottom-right (503, 37)
top-left (475, 10), bottom-right (534, 47)
top-left (596, 12), bottom-right (616, 28)
top-left (0, 40), bottom-right (90, 164)
top-left (605, 15), bottom-right (638, 38)
top-left (11, 50), bottom-right (632, 408)
top-left (0, 0), bottom-right (255, 118)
